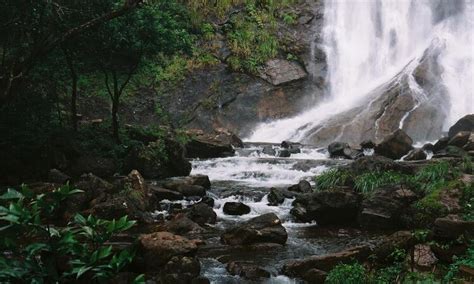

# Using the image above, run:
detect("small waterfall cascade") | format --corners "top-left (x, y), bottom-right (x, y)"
top-left (247, 0), bottom-right (474, 143)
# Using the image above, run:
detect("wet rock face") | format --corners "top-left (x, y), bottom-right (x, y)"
top-left (221, 213), bottom-right (288, 245)
top-left (448, 114), bottom-right (474, 138)
top-left (375, 129), bottom-right (414, 160)
top-left (291, 189), bottom-right (361, 225)
top-left (223, 202), bottom-right (251, 216)
top-left (299, 45), bottom-right (447, 146)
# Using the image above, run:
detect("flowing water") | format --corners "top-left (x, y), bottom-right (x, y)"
top-left (189, 145), bottom-right (381, 283)
top-left (247, 0), bottom-right (474, 143)
top-left (180, 1), bottom-right (474, 282)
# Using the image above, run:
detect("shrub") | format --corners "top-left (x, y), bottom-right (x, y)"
top-left (326, 263), bottom-right (367, 284)
top-left (0, 185), bottom-right (142, 283)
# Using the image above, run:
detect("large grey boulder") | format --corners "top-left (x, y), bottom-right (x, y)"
top-left (259, 59), bottom-right (307, 86)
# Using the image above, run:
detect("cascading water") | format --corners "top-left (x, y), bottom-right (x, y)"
top-left (247, 0), bottom-right (474, 143)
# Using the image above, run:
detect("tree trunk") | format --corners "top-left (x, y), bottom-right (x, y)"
top-left (112, 96), bottom-right (120, 144)
top-left (112, 72), bottom-right (120, 144)
top-left (64, 49), bottom-right (78, 131)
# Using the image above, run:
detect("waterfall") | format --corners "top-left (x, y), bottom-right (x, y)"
top-left (247, 0), bottom-right (474, 143)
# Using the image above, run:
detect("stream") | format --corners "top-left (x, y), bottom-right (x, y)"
top-left (187, 143), bottom-right (381, 283)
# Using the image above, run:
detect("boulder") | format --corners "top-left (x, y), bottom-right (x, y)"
top-left (404, 149), bottom-right (427, 161)
top-left (413, 244), bottom-right (438, 270)
top-left (187, 203), bottom-right (217, 225)
top-left (267, 188), bottom-right (291, 206)
top-left (223, 202), bottom-right (251, 216)
top-left (463, 132), bottom-right (474, 151)
top-left (448, 131), bottom-right (471, 148)
top-left (175, 184), bottom-right (207, 197)
top-left (283, 231), bottom-right (412, 280)
top-left (288, 180), bottom-right (312, 194)
top-left (328, 142), bottom-right (350, 158)
top-left (281, 141), bottom-right (291, 149)
top-left (358, 186), bottom-right (418, 230)
top-left (138, 232), bottom-right (199, 269)
top-left (375, 129), bottom-right (414, 159)
top-left (283, 245), bottom-right (371, 279)
top-left (291, 189), bottom-right (361, 225)
top-left (433, 137), bottom-right (450, 153)
top-left (422, 143), bottom-right (435, 152)
top-left (288, 146), bottom-right (302, 154)
top-left (278, 149), bottom-right (291, 157)
top-left (199, 196), bottom-right (215, 207)
top-left (349, 155), bottom-right (409, 175)
top-left (262, 146), bottom-right (276, 156)
top-left (433, 215), bottom-right (474, 240)
top-left (185, 129), bottom-right (241, 158)
top-left (151, 186), bottom-right (184, 201)
top-left (448, 114), bottom-right (474, 138)
top-left (226, 262), bottom-right (271, 280)
top-left (221, 213), bottom-right (288, 245)
top-left (162, 175), bottom-right (211, 190)
top-left (87, 170), bottom-right (157, 223)
top-left (162, 214), bottom-right (204, 235)
top-left (259, 59), bottom-right (307, 86)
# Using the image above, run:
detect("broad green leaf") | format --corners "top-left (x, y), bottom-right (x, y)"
top-left (0, 188), bottom-right (23, 200)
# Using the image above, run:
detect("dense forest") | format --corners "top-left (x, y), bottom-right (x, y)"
top-left (0, 0), bottom-right (473, 283)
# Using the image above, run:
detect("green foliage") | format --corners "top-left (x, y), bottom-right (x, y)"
top-left (325, 263), bottom-right (367, 284)
top-left (0, 185), bottom-right (140, 283)
top-left (412, 186), bottom-right (448, 226)
top-left (353, 171), bottom-right (405, 195)
top-left (282, 12), bottom-right (297, 25)
top-left (315, 168), bottom-right (352, 190)
top-left (413, 161), bottom-right (455, 192)
top-left (444, 242), bottom-right (474, 282)
top-left (462, 156), bottom-right (473, 174)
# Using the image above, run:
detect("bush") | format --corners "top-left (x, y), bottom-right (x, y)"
top-left (326, 263), bottom-right (367, 284)
top-left (0, 185), bottom-right (142, 283)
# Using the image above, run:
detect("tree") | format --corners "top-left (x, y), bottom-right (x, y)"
top-left (88, 1), bottom-right (192, 143)
top-left (0, 0), bottom-right (146, 106)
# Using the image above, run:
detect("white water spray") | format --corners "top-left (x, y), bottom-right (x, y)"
top-left (247, 0), bottom-right (474, 143)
